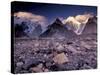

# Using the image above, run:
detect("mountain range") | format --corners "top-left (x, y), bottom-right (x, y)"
top-left (13, 14), bottom-right (97, 38)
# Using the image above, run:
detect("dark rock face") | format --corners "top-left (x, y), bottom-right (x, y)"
top-left (14, 22), bottom-right (28, 37)
top-left (82, 16), bottom-right (97, 34)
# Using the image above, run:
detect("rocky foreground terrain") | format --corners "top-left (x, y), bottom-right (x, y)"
top-left (14, 34), bottom-right (97, 73)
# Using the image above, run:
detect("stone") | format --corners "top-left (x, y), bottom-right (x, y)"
top-left (23, 58), bottom-right (40, 70)
top-left (67, 45), bottom-right (80, 54)
top-left (20, 70), bottom-right (29, 73)
top-left (44, 54), bottom-right (47, 58)
top-left (85, 37), bottom-right (92, 40)
top-left (34, 43), bottom-right (39, 47)
top-left (53, 53), bottom-right (69, 64)
top-left (19, 55), bottom-right (25, 60)
top-left (56, 44), bottom-right (64, 51)
top-left (92, 41), bottom-right (97, 45)
top-left (17, 43), bottom-right (21, 46)
top-left (76, 47), bottom-right (81, 50)
top-left (55, 42), bottom-right (60, 46)
top-left (81, 41), bottom-right (91, 49)
top-left (49, 64), bottom-right (59, 71)
top-left (37, 63), bottom-right (43, 69)
top-left (30, 63), bottom-right (43, 72)
top-left (80, 64), bottom-right (92, 69)
top-left (31, 67), bottom-right (42, 72)
top-left (92, 41), bottom-right (97, 47)
top-left (16, 62), bottom-right (23, 67)
top-left (15, 67), bottom-right (22, 73)
top-left (44, 69), bottom-right (49, 72)
top-left (67, 41), bottom-right (73, 45)
top-left (45, 62), bottom-right (53, 68)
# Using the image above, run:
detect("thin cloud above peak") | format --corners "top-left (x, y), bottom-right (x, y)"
top-left (14, 12), bottom-right (48, 25)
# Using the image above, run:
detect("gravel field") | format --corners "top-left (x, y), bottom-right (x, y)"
top-left (13, 34), bottom-right (97, 73)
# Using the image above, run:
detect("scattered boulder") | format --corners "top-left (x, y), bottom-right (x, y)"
top-left (53, 53), bottom-right (69, 64)
top-left (23, 58), bottom-right (41, 70)
top-left (67, 41), bottom-right (73, 45)
top-left (16, 62), bottom-right (23, 67)
top-left (45, 62), bottom-right (54, 68)
top-left (30, 63), bottom-right (43, 72)
top-left (34, 43), bottom-right (39, 47)
top-left (44, 68), bottom-right (49, 72)
top-left (17, 43), bottom-right (21, 46)
top-left (37, 63), bottom-right (43, 69)
top-left (56, 44), bottom-right (64, 51)
top-left (49, 64), bottom-right (59, 71)
top-left (81, 41), bottom-right (91, 49)
top-left (80, 64), bottom-right (92, 69)
top-left (67, 45), bottom-right (80, 54)
top-left (85, 37), bottom-right (92, 40)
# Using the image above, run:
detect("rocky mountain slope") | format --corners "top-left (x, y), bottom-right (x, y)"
top-left (40, 18), bottom-right (77, 38)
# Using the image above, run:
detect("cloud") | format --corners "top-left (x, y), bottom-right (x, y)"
top-left (14, 12), bottom-right (47, 25)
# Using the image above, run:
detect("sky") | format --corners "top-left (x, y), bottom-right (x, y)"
top-left (11, 1), bottom-right (97, 24)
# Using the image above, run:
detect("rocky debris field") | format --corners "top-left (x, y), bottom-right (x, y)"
top-left (14, 34), bottom-right (97, 73)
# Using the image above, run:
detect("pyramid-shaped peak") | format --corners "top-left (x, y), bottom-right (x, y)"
top-left (55, 18), bottom-right (61, 21)
top-left (54, 18), bottom-right (63, 25)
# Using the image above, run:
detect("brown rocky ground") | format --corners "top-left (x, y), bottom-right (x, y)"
top-left (13, 34), bottom-right (97, 73)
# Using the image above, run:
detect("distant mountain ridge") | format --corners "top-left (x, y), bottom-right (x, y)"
top-left (13, 14), bottom-right (97, 38)
top-left (13, 15), bottom-right (43, 37)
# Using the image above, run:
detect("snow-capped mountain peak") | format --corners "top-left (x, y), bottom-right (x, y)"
top-left (63, 13), bottom-right (97, 35)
